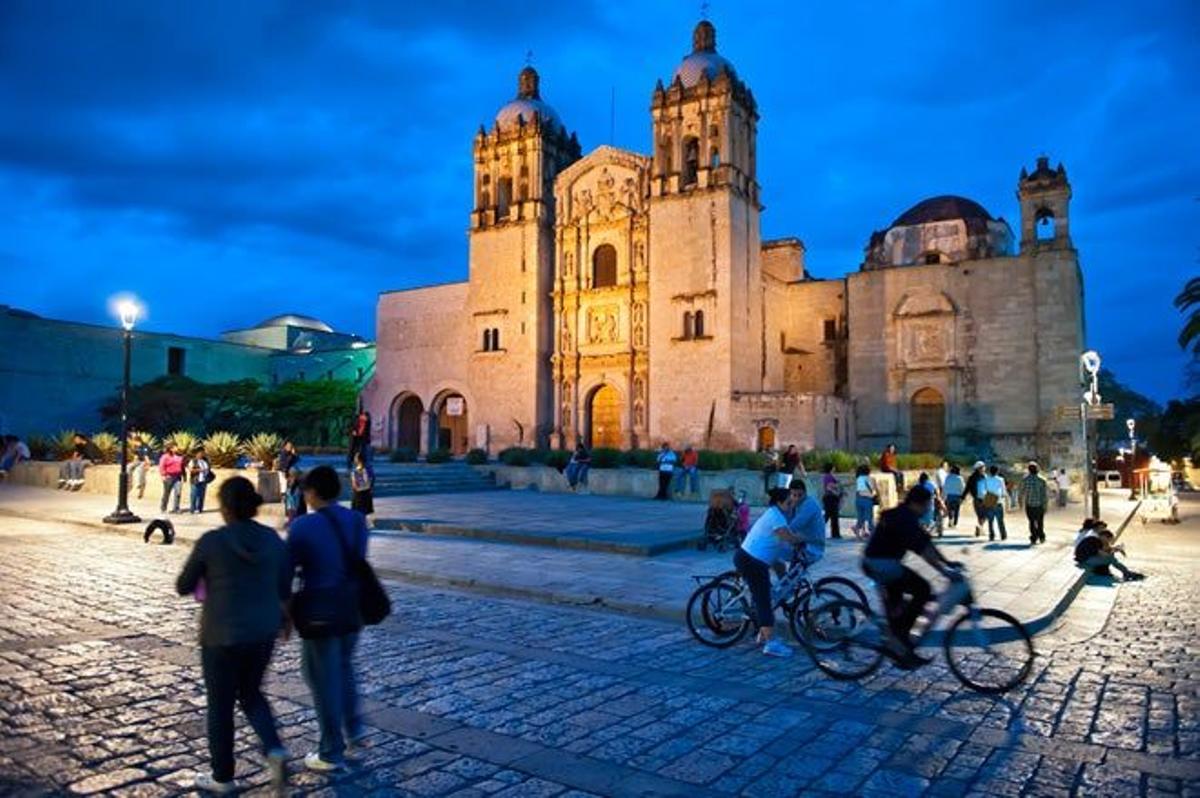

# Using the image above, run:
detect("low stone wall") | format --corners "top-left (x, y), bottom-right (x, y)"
top-left (480, 464), bottom-right (899, 511)
top-left (4, 462), bottom-right (282, 503)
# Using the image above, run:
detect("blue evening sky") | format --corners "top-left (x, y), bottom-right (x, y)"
top-left (1, 1), bottom-right (1196, 401)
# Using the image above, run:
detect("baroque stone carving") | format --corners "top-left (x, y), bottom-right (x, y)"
top-left (632, 302), bottom-right (647, 348)
top-left (587, 305), bottom-right (620, 344)
top-left (900, 318), bottom-right (952, 366)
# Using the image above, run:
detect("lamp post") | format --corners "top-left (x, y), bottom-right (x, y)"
top-left (1126, 417), bottom-right (1137, 500)
top-left (104, 299), bottom-right (142, 525)
top-left (1080, 350), bottom-right (1102, 520)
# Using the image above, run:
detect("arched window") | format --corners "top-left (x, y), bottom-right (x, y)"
top-left (682, 137), bottom-right (699, 187)
top-left (492, 327), bottom-right (500, 350)
top-left (710, 148), bottom-right (720, 169)
top-left (658, 136), bottom-right (673, 176)
top-left (497, 177), bottom-right (513, 219)
top-left (923, 252), bottom-right (942, 265)
top-left (693, 310), bottom-right (705, 338)
top-left (592, 244), bottom-right (617, 288)
top-left (482, 329), bottom-right (492, 351)
top-left (518, 165), bottom-right (529, 200)
top-left (682, 311), bottom-right (694, 339)
top-left (1036, 208), bottom-right (1056, 241)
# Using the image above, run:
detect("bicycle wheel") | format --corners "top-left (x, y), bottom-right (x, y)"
top-left (788, 586), bottom-right (860, 649)
top-left (812, 575), bottom-right (870, 610)
top-left (800, 598), bottom-right (884, 680)
top-left (685, 579), bottom-right (752, 648)
top-left (943, 608), bottom-right (1034, 694)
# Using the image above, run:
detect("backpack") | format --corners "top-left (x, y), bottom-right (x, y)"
top-left (204, 468), bottom-right (217, 484)
top-left (982, 492), bottom-right (999, 509)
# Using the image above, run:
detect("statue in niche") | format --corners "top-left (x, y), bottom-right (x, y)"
top-left (560, 316), bottom-right (572, 352)
top-left (634, 241), bottom-right (645, 274)
top-left (632, 302), bottom-right (646, 347)
top-left (562, 251), bottom-right (574, 279)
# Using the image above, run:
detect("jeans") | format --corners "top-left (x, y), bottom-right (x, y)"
top-left (855, 496), bottom-right (875, 534)
top-left (1057, 488), bottom-right (1068, 508)
top-left (1081, 553), bottom-right (1132, 577)
top-left (161, 476), bottom-right (181, 512)
top-left (301, 633), bottom-right (363, 764)
top-left (566, 462), bottom-right (589, 488)
top-left (190, 481), bottom-right (208, 513)
top-left (985, 504), bottom-right (1008, 540)
top-left (59, 459), bottom-right (86, 482)
top-left (1025, 505), bottom-right (1045, 543)
top-left (945, 496), bottom-right (962, 526)
top-left (822, 494), bottom-right (841, 538)
top-left (201, 640), bottom-right (283, 784)
top-left (673, 466), bottom-right (699, 495)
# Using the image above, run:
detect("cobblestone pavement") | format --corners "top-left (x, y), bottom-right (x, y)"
top-left (0, 507), bottom-right (1197, 797)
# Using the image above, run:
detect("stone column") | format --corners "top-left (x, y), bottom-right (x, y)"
top-left (419, 411), bottom-right (431, 456)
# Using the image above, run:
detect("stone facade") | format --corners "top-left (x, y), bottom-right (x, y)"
top-left (367, 21), bottom-right (1085, 466)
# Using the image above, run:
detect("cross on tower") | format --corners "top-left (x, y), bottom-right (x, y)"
top-left (524, 49), bottom-right (534, 67)
top-left (700, 0), bottom-right (710, 20)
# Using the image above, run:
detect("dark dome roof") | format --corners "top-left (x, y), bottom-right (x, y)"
top-left (892, 195), bottom-right (995, 230)
top-left (255, 314), bottom-right (333, 333)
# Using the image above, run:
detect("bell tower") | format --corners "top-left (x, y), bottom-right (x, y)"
top-left (646, 20), bottom-right (764, 447)
top-left (466, 66), bottom-right (580, 451)
top-left (1017, 156), bottom-right (1072, 252)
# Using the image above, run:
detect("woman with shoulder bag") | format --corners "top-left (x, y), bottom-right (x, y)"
top-left (853, 464), bottom-right (878, 539)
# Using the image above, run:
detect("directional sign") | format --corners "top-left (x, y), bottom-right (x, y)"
top-left (1087, 403), bottom-right (1115, 420)
top-left (1055, 405), bottom-right (1082, 421)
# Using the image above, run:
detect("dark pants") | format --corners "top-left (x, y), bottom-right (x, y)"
top-left (202, 640), bottom-right (283, 784)
top-left (302, 633), bottom-right (363, 764)
top-left (945, 496), bottom-right (962, 527)
top-left (734, 548), bottom-right (774, 630)
top-left (985, 504), bottom-right (1008, 540)
top-left (1026, 505), bottom-right (1046, 543)
top-left (972, 497), bottom-right (985, 533)
top-left (822, 494), bottom-right (841, 538)
top-left (655, 470), bottom-right (673, 499)
top-left (878, 566), bottom-right (932, 644)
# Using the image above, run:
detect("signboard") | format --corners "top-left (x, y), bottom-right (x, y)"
top-left (1054, 403), bottom-right (1115, 421)
top-left (1088, 403), bottom-right (1115, 420)
top-left (1055, 405), bottom-right (1082, 421)
top-left (446, 397), bottom-right (465, 417)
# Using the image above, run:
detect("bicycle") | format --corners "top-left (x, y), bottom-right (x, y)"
top-left (685, 551), bottom-right (869, 648)
top-left (800, 565), bottom-right (1034, 694)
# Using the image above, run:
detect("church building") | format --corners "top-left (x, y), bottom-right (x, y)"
top-left (364, 21), bottom-right (1085, 464)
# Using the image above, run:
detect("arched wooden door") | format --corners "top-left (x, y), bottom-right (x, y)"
top-left (588, 385), bottom-right (622, 449)
top-left (395, 395), bottom-right (423, 451)
top-left (757, 426), bottom-right (776, 452)
top-left (910, 388), bottom-right (946, 454)
top-left (434, 393), bottom-right (469, 455)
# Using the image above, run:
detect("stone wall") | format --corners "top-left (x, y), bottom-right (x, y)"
top-left (6, 462), bottom-right (283, 503)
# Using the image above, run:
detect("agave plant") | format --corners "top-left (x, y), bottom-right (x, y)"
top-left (164, 429), bottom-right (199, 456)
top-left (203, 431), bottom-right (243, 468)
top-left (53, 429), bottom-right (79, 459)
top-left (127, 429), bottom-right (160, 454)
top-left (244, 432), bottom-right (282, 469)
top-left (89, 432), bottom-right (119, 464)
top-left (26, 435), bottom-right (54, 461)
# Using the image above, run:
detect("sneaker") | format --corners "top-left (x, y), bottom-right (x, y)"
top-left (194, 773), bottom-right (237, 794)
top-left (304, 752), bottom-right (345, 772)
top-left (266, 747), bottom-right (288, 788)
top-left (762, 638), bottom-right (794, 658)
top-left (57, 479), bottom-right (66, 488)
top-left (1124, 572), bottom-right (1146, 582)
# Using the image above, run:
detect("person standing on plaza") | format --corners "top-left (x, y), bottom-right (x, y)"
top-left (655, 442), bottom-right (677, 500)
top-left (761, 447), bottom-right (779, 493)
top-left (188, 446), bottom-right (213, 514)
top-left (853, 463), bottom-right (878, 539)
top-left (288, 465), bottom-right (370, 772)
top-left (175, 476), bottom-right (291, 794)
top-left (1022, 462), bottom-right (1049, 545)
top-left (129, 434), bottom-right (154, 499)
top-left (820, 462), bottom-right (843, 539)
top-left (917, 472), bottom-right (939, 535)
top-left (565, 441), bottom-right (591, 492)
top-left (782, 445), bottom-right (801, 479)
top-left (277, 440), bottom-right (300, 503)
top-left (350, 453), bottom-right (374, 528)
top-left (1056, 468), bottom-right (1071, 508)
top-left (965, 461), bottom-right (987, 536)
top-left (942, 465), bottom-right (965, 528)
top-left (347, 409), bottom-right (370, 469)
top-left (880, 442), bottom-right (904, 492)
top-left (159, 442), bottom-right (185, 514)
top-left (978, 465), bottom-right (1008, 541)
top-left (284, 468), bottom-right (306, 527)
top-left (676, 445), bottom-right (700, 497)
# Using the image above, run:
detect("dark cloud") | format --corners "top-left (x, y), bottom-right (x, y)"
top-left (0, 0), bottom-right (1196, 401)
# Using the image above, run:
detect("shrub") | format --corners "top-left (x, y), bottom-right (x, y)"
top-left (498, 447), bottom-right (531, 466)
top-left (27, 435), bottom-right (54, 461)
top-left (543, 449), bottom-right (571, 470)
top-left (526, 448), bottom-right (551, 465)
top-left (426, 448), bottom-right (452, 464)
top-left (697, 449), bottom-right (727, 471)
top-left (88, 432), bottom-right (119, 464)
top-left (164, 430), bottom-right (199, 456)
top-left (465, 448), bottom-right (488, 465)
top-left (621, 448), bottom-right (659, 469)
top-left (803, 449), bottom-right (861, 474)
top-left (389, 446), bottom-right (418, 463)
top-left (53, 430), bottom-right (79, 459)
top-left (127, 430), bottom-right (160, 455)
top-left (590, 447), bottom-right (622, 468)
top-left (203, 431), bottom-right (243, 468)
top-left (244, 432), bottom-right (282, 468)
top-left (896, 453), bottom-right (942, 470)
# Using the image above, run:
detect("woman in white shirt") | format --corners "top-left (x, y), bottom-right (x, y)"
top-left (852, 464), bottom-right (877, 539)
top-left (733, 482), bottom-right (801, 658)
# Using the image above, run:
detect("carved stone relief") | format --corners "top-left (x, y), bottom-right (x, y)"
top-left (586, 305), bottom-right (621, 345)
top-left (632, 302), bottom-right (647, 348)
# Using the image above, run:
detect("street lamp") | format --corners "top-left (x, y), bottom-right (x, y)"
top-left (1080, 350), bottom-right (1102, 520)
top-left (104, 298), bottom-right (142, 525)
top-left (1126, 417), bottom-right (1137, 500)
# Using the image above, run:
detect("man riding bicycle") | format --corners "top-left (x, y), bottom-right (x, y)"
top-left (861, 484), bottom-right (961, 669)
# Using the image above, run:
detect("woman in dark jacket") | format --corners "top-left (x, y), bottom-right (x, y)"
top-left (176, 477), bottom-right (291, 794)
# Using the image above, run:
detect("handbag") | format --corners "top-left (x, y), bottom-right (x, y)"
top-left (291, 508), bottom-right (391, 638)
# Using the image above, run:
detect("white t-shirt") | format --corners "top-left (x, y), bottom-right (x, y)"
top-left (741, 505), bottom-right (792, 565)
top-left (980, 474), bottom-right (1006, 499)
top-left (855, 475), bottom-right (874, 497)
top-left (657, 450), bottom-right (677, 472)
top-left (1056, 472), bottom-right (1071, 490)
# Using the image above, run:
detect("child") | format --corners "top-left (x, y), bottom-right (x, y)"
top-left (283, 467), bottom-right (306, 527)
top-left (350, 453), bottom-right (374, 527)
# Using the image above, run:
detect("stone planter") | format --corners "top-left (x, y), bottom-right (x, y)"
top-left (5, 462), bottom-right (281, 503)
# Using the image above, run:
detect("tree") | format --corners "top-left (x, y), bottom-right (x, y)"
top-left (1095, 369), bottom-right (1161, 451)
top-left (1152, 397), bottom-right (1200, 462)
top-left (1176, 275), bottom-right (1200, 357)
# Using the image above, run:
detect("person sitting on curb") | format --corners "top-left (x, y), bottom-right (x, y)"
top-left (1074, 522), bottom-right (1144, 581)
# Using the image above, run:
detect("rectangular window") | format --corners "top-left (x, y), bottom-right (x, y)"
top-left (167, 347), bottom-right (186, 376)
top-left (823, 319), bottom-right (837, 342)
